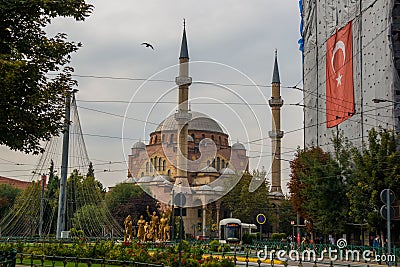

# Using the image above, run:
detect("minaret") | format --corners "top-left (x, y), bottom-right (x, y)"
top-left (268, 50), bottom-right (284, 194)
top-left (174, 20), bottom-right (192, 193)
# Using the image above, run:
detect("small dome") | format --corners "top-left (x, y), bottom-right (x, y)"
top-left (132, 141), bottom-right (146, 150)
top-left (232, 141), bottom-right (246, 150)
top-left (152, 175), bottom-right (171, 182)
top-left (188, 135), bottom-right (194, 142)
top-left (200, 166), bottom-right (218, 173)
top-left (137, 176), bottom-right (153, 183)
top-left (125, 177), bottom-right (139, 183)
top-left (197, 184), bottom-right (214, 191)
top-left (220, 168), bottom-right (235, 175)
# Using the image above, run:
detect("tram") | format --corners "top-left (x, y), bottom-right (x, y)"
top-left (218, 218), bottom-right (257, 244)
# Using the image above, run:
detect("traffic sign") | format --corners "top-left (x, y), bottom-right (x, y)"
top-left (174, 192), bottom-right (186, 207)
top-left (380, 189), bottom-right (396, 204)
top-left (380, 205), bottom-right (395, 220)
top-left (256, 213), bottom-right (266, 225)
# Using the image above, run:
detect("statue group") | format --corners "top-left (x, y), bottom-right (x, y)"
top-left (124, 206), bottom-right (171, 242)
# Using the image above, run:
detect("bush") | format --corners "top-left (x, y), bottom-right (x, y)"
top-left (271, 233), bottom-right (286, 240)
top-left (209, 240), bottom-right (220, 252)
top-left (242, 234), bottom-right (256, 244)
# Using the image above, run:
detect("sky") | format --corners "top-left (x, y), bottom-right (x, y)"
top-left (0, 0), bottom-right (304, 193)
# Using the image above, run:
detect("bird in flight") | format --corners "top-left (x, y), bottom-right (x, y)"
top-left (141, 42), bottom-right (154, 50)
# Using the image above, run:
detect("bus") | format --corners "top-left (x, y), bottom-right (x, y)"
top-left (219, 218), bottom-right (257, 244)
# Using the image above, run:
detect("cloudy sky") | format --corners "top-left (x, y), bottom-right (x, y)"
top-left (0, 0), bottom-right (304, 193)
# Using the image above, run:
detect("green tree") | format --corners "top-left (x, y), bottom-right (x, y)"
top-left (0, 184), bottom-right (21, 217)
top-left (105, 182), bottom-right (157, 226)
top-left (44, 160), bottom-right (60, 235)
top-left (71, 204), bottom-right (106, 236)
top-left (346, 128), bottom-right (400, 232)
top-left (288, 146), bottom-right (349, 235)
top-left (221, 170), bottom-right (271, 226)
top-left (0, 0), bottom-right (93, 154)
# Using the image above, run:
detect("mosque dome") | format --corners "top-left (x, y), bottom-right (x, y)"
top-left (220, 168), bottom-right (235, 175)
top-left (137, 176), bottom-right (153, 183)
top-left (232, 141), bottom-right (246, 150)
top-left (132, 141), bottom-right (146, 150)
top-left (155, 112), bottom-right (225, 134)
top-left (200, 166), bottom-right (219, 173)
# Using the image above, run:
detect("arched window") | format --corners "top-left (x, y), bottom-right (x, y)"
top-left (170, 134), bottom-right (174, 144)
top-left (159, 158), bottom-right (162, 171)
top-left (150, 159), bottom-right (153, 172)
top-left (167, 170), bottom-right (171, 177)
top-left (216, 157), bottom-right (220, 171)
top-left (154, 135), bottom-right (158, 144)
top-left (163, 160), bottom-right (166, 171)
top-left (146, 162), bottom-right (149, 173)
top-left (162, 134), bottom-right (165, 143)
top-left (226, 162), bottom-right (229, 168)
top-left (222, 159), bottom-right (225, 169)
top-left (154, 156), bottom-right (158, 171)
top-left (212, 159), bottom-right (215, 168)
top-left (141, 172), bottom-right (144, 177)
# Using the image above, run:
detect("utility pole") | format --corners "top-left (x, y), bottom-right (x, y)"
top-left (56, 90), bottom-right (74, 239)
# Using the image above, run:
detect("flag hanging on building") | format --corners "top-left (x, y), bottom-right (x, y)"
top-left (326, 21), bottom-right (354, 128)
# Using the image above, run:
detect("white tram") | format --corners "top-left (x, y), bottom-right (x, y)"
top-left (218, 218), bottom-right (257, 244)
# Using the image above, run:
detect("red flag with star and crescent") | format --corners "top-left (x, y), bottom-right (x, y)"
top-left (326, 21), bottom-right (355, 128)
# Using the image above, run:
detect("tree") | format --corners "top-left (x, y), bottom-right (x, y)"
top-left (105, 182), bottom-right (158, 227)
top-left (0, 184), bottom-right (21, 218)
top-left (346, 128), bottom-right (400, 232)
top-left (71, 204), bottom-right (106, 236)
top-left (44, 160), bottom-right (60, 235)
top-left (288, 146), bottom-right (349, 235)
top-left (0, 0), bottom-right (93, 154)
top-left (221, 170), bottom-right (271, 227)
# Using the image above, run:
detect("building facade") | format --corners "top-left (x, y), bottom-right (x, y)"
top-left (302, 0), bottom-right (400, 149)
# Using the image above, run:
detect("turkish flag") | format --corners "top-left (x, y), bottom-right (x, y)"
top-left (326, 21), bottom-right (355, 128)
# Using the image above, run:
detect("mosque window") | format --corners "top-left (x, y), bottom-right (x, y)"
top-left (226, 162), bottom-right (229, 168)
top-left (154, 156), bottom-right (158, 170)
top-left (159, 158), bottom-right (162, 171)
top-left (212, 159), bottom-right (215, 168)
top-left (163, 160), bottom-right (166, 171)
top-left (141, 172), bottom-right (144, 177)
top-left (146, 162), bottom-right (149, 173)
top-left (191, 134), bottom-right (195, 143)
top-left (154, 135), bottom-right (158, 144)
top-left (222, 159), bottom-right (225, 169)
top-left (150, 159), bottom-right (153, 172)
top-left (162, 134), bottom-right (165, 143)
top-left (170, 134), bottom-right (174, 144)
top-left (198, 209), bottom-right (202, 218)
top-left (211, 135), bottom-right (214, 141)
top-left (216, 157), bottom-right (220, 171)
top-left (167, 170), bottom-right (171, 177)
top-left (202, 134), bottom-right (205, 140)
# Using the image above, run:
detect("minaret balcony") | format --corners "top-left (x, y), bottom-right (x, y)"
top-left (174, 110), bottom-right (192, 123)
top-left (269, 130), bottom-right (284, 138)
top-left (175, 76), bottom-right (192, 86)
top-left (268, 98), bottom-right (284, 107)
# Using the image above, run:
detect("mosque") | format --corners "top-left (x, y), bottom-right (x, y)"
top-left (125, 23), bottom-right (284, 238)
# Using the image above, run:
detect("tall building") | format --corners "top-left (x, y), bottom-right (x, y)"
top-left (301, 0), bottom-right (400, 149)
